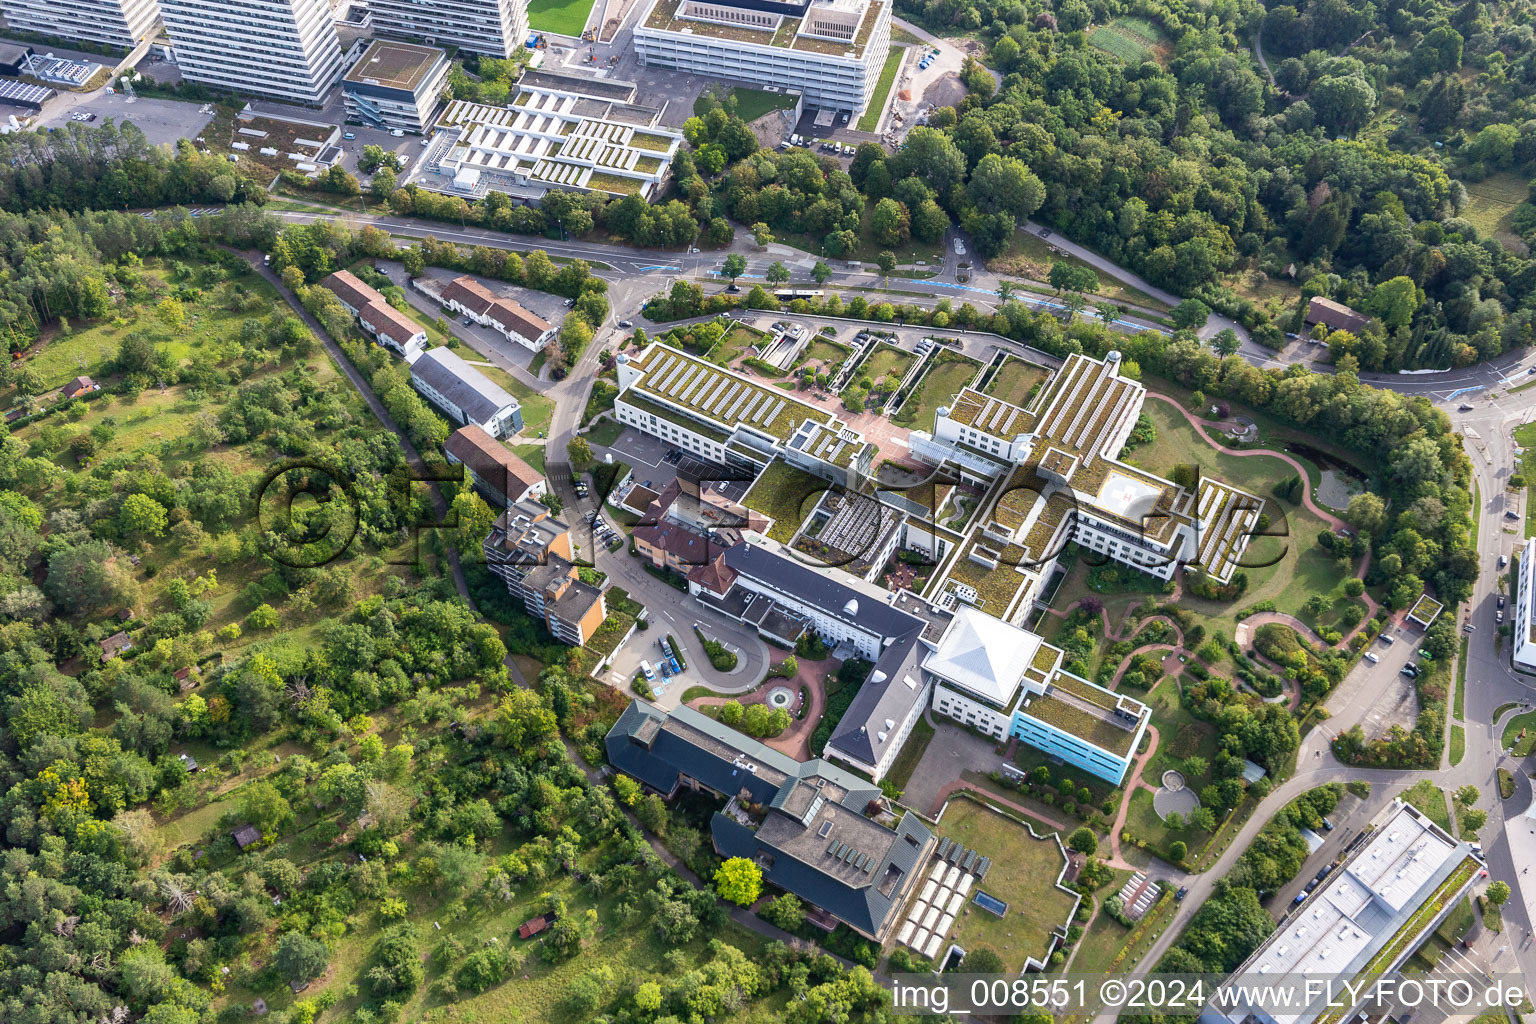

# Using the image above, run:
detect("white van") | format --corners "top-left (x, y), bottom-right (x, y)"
top-left (1363, 652), bottom-right (1380, 664)
top-left (640, 660), bottom-right (656, 680)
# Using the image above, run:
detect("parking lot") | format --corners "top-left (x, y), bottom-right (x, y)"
top-left (33, 91), bottom-right (215, 148)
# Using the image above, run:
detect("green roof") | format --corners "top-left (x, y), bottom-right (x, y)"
top-left (629, 344), bottom-right (827, 442)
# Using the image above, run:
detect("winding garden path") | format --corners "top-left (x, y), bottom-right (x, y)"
top-left (1147, 393), bottom-right (1387, 645)
top-left (687, 652), bottom-right (831, 761)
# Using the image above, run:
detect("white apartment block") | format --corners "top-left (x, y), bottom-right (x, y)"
top-left (341, 39), bottom-right (449, 132)
top-left (1514, 537), bottom-right (1536, 672)
top-left (912, 351), bottom-right (1263, 624)
top-left (366, 0), bottom-right (528, 58)
top-left (0, 0), bottom-right (160, 48)
top-left (634, 0), bottom-right (892, 114)
top-left (159, 0), bottom-right (343, 106)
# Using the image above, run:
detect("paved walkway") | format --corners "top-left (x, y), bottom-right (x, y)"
top-left (1148, 392), bottom-right (1386, 645)
top-left (689, 652), bottom-right (835, 761)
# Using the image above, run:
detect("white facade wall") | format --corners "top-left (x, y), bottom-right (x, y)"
top-left (634, 0), bottom-right (891, 114)
top-left (410, 377), bottom-right (519, 438)
top-left (1, 0), bottom-right (160, 47)
top-left (614, 396), bottom-right (730, 463)
top-left (444, 295), bottom-right (553, 352)
top-left (160, 0), bottom-right (343, 105)
top-left (367, 0), bottom-right (528, 57)
top-left (1515, 537), bottom-right (1536, 671)
top-left (931, 684), bottom-right (1011, 742)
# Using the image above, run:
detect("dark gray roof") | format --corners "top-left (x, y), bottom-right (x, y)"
top-left (607, 700), bottom-right (874, 805)
top-left (723, 543), bottom-right (925, 640)
top-left (519, 68), bottom-right (637, 102)
top-left (605, 700), bottom-right (932, 938)
top-left (826, 629), bottom-right (929, 767)
top-left (713, 807), bottom-right (933, 937)
top-left (410, 347), bottom-right (519, 424)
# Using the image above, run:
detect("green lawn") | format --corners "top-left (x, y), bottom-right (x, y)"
top-left (727, 87), bottom-right (800, 122)
top-left (1461, 172), bottom-right (1528, 245)
top-left (741, 458), bottom-right (829, 542)
top-left (856, 342), bottom-right (917, 386)
top-left (985, 356), bottom-right (1048, 406)
top-left (893, 350), bottom-right (983, 429)
top-left (585, 419), bottom-right (625, 446)
top-left (1514, 422), bottom-right (1536, 538)
top-left (514, 442), bottom-right (547, 476)
top-left (1121, 397), bottom-right (1348, 634)
top-left (1088, 16), bottom-right (1169, 64)
top-left (935, 797), bottom-right (1079, 973)
top-left (800, 337), bottom-right (851, 369)
top-left (1501, 709), bottom-right (1536, 755)
top-left (461, 358), bottom-right (553, 437)
top-left (1450, 725), bottom-right (1465, 766)
top-left (525, 0), bottom-right (595, 35)
top-left (856, 48), bottom-right (905, 132)
top-left (885, 715), bottom-right (934, 794)
top-left (990, 229), bottom-right (1173, 311)
top-left (1402, 779), bottom-right (1453, 833)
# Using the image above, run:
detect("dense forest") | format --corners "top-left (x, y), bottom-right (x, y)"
top-left (869, 0), bottom-right (1536, 369)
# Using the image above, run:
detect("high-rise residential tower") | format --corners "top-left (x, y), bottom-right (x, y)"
top-left (0, 0), bottom-right (162, 49)
top-left (158, 0), bottom-right (343, 105)
top-left (366, 0), bottom-right (530, 58)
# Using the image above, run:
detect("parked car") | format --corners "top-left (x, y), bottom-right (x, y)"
top-left (1458, 404), bottom-right (1474, 411)
top-left (1497, 610), bottom-right (1504, 622)
top-left (1363, 651), bottom-right (1380, 663)
top-left (342, 132), bottom-right (356, 140)
top-left (619, 319), bottom-right (634, 328)
top-left (1400, 665), bottom-right (1417, 677)
top-left (640, 660), bottom-right (656, 680)
top-left (390, 129), bottom-right (405, 137)
top-left (1500, 554), bottom-right (1510, 568)
top-left (1379, 633), bottom-right (1394, 645)
top-left (1499, 595), bottom-right (1507, 609)
top-left (1174, 887), bottom-right (1188, 902)
top-left (1320, 820), bottom-right (1334, 834)
top-left (1507, 509), bottom-right (1521, 520)
top-left (1293, 891), bottom-right (1307, 905)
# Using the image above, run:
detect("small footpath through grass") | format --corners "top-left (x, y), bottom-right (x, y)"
top-left (857, 48), bottom-right (905, 132)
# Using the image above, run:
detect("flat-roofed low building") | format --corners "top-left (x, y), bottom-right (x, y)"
top-left (915, 351), bottom-right (1262, 612)
top-left (444, 424), bottom-right (545, 506)
top-left (410, 346), bottom-right (523, 438)
top-left (440, 275), bottom-right (554, 351)
top-left (420, 70), bottom-right (685, 203)
top-left (342, 39), bottom-right (450, 132)
top-left (1201, 799), bottom-right (1482, 1024)
top-left (614, 341), bottom-right (875, 483)
top-left (634, 0), bottom-right (892, 115)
